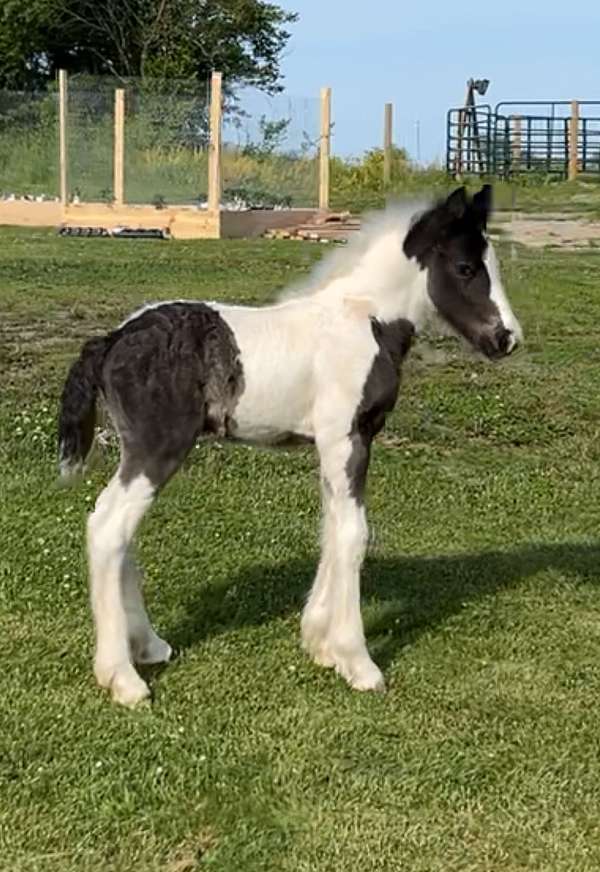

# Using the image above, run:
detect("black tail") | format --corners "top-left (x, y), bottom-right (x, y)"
top-left (58, 336), bottom-right (109, 480)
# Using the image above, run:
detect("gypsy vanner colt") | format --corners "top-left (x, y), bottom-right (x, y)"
top-left (58, 185), bottom-right (523, 706)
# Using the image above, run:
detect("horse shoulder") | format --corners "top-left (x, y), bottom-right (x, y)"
top-left (354, 317), bottom-right (415, 435)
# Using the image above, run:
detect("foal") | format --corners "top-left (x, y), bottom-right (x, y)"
top-left (58, 185), bottom-right (522, 706)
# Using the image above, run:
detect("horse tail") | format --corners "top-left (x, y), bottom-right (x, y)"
top-left (58, 336), bottom-right (109, 481)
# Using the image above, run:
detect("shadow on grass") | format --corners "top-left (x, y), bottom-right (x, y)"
top-left (169, 541), bottom-right (600, 671)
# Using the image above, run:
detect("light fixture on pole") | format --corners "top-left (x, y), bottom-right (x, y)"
top-left (455, 77), bottom-right (490, 177)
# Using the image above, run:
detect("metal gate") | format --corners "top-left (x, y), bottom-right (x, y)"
top-left (446, 101), bottom-right (600, 179)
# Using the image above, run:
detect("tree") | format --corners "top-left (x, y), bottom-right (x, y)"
top-left (0, 0), bottom-right (298, 91)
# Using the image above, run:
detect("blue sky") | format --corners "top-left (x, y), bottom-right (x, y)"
top-left (273, 0), bottom-right (600, 164)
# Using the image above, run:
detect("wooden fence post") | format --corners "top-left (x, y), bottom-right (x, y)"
top-left (319, 87), bottom-right (332, 211)
top-left (383, 103), bottom-right (393, 187)
top-left (59, 70), bottom-right (68, 206)
top-left (114, 89), bottom-right (125, 205)
top-left (511, 115), bottom-right (522, 170)
top-left (208, 71), bottom-right (223, 211)
top-left (569, 100), bottom-right (579, 181)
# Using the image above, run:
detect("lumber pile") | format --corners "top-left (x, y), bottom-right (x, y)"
top-left (263, 211), bottom-right (361, 244)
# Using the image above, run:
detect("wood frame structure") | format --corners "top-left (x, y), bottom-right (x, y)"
top-left (0, 70), bottom-right (328, 239)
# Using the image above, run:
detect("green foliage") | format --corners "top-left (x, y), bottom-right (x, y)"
top-left (241, 115), bottom-right (292, 159)
top-left (330, 148), bottom-right (449, 212)
top-left (0, 91), bottom-right (59, 194)
top-left (0, 0), bottom-right (298, 91)
top-left (332, 146), bottom-right (409, 193)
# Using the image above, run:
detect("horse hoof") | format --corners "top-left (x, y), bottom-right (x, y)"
top-left (110, 668), bottom-right (151, 707)
top-left (95, 660), bottom-right (151, 707)
top-left (337, 657), bottom-right (386, 693)
top-left (350, 668), bottom-right (386, 693)
top-left (134, 636), bottom-right (172, 666)
top-left (311, 647), bottom-right (336, 669)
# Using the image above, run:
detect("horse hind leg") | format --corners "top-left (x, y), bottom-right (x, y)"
top-left (87, 391), bottom-right (204, 705)
top-left (87, 471), bottom-right (157, 706)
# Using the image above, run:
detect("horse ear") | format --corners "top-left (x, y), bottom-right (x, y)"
top-left (403, 209), bottom-right (442, 262)
top-left (472, 184), bottom-right (492, 229)
top-left (403, 187), bottom-right (471, 262)
top-left (444, 186), bottom-right (468, 219)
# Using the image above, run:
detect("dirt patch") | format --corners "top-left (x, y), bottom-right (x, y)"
top-left (492, 212), bottom-right (600, 249)
top-left (165, 829), bottom-right (217, 871)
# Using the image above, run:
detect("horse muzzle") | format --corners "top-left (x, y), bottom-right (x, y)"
top-left (479, 325), bottom-right (519, 360)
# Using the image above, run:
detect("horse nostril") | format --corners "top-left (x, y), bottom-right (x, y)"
top-left (505, 331), bottom-right (518, 354)
top-left (495, 327), bottom-right (514, 355)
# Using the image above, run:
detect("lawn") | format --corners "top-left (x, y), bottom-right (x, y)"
top-left (1, 227), bottom-right (600, 871)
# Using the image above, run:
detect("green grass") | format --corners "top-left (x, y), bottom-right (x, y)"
top-left (2, 228), bottom-right (600, 871)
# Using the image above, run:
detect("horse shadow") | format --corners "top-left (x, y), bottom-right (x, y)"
top-left (168, 541), bottom-right (600, 671)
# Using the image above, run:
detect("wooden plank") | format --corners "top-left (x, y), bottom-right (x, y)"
top-left (62, 203), bottom-right (220, 239)
top-left (0, 200), bottom-right (62, 227)
top-left (569, 100), bottom-right (579, 181)
top-left (170, 210), bottom-right (220, 239)
top-left (114, 89), bottom-right (125, 205)
top-left (59, 70), bottom-right (68, 205)
top-left (319, 87), bottom-right (332, 211)
top-left (208, 71), bottom-right (223, 212)
top-left (113, 89), bottom-right (125, 205)
top-left (383, 103), bottom-right (393, 187)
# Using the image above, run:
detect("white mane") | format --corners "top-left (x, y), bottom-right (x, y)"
top-left (277, 199), bottom-right (522, 343)
top-left (278, 201), bottom-right (427, 303)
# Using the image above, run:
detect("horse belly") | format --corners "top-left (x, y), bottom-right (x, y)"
top-left (217, 305), bottom-right (318, 444)
top-left (232, 361), bottom-right (315, 442)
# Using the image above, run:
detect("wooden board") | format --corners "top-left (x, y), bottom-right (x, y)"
top-left (0, 201), bottom-right (62, 227)
top-left (0, 201), bottom-right (331, 241)
top-left (62, 203), bottom-right (221, 239)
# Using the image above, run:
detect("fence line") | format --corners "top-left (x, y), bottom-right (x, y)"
top-left (0, 73), bottom-right (406, 210)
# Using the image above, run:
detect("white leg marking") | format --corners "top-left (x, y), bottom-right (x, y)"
top-left (305, 437), bottom-right (384, 692)
top-left (121, 552), bottom-right (172, 666)
top-left (326, 494), bottom-right (384, 692)
top-left (301, 478), bottom-right (336, 666)
top-left (87, 473), bottom-right (157, 706)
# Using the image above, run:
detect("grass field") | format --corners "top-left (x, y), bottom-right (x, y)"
top-left (1, 227), bottom-right (600, 871)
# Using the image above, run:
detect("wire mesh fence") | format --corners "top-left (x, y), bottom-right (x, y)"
top-left (68, 77), bottom-right (114, 202)
top-left (221, 87), bottom-right (320, 207)
top-left (123, 78), bottom-right (211, 206)
top-left (67, 76), bottom-right (211, 205)
top-left (0, 90), bottom-right (59, 198)
top-left (0, 75), bottom-right (322, 208)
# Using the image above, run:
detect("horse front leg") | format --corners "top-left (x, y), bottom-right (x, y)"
top-left (303, 431), bottom-right (384, 692)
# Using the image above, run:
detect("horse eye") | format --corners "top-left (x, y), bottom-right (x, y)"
top-left (457, 262), bottom-right (474, 279)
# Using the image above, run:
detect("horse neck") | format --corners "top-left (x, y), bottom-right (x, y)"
top-left (311, 235), bottom-right (429, 326)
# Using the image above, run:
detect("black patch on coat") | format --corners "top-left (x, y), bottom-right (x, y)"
top-left (58, 302), bottom-right (244, 488)
top-left (346, 317), bottom-right (415, 503)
